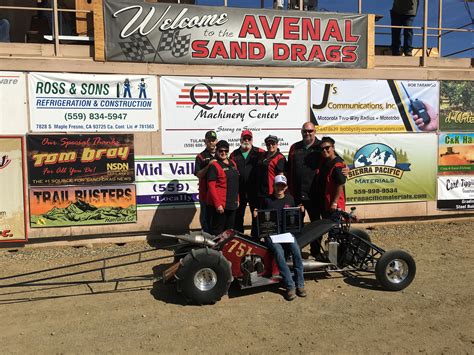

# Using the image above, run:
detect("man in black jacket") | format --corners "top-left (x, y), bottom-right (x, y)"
top-left (287, 122), bottom-right (322, 222)
top-left (230, 129), bottom-right (265, 236)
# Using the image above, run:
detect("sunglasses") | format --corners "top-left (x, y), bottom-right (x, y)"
top-left (302, 129), bottom-right (314, 134)
top-left (242, 137), bottom-right (252, 141)
top-left (266, 142), bottom-right (277, 146)
top-left (218, 149), bottom-right (229, 153)
top-left (321, 145), bottom-right (332, 151)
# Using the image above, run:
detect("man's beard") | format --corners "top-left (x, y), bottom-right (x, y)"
top-left (241, 142), bottom-right (251, 150)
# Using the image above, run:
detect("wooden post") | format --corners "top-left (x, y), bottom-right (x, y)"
top-left (421, 0), bottom-right (428, 67)
top-left (367, 14), bottom-right (375, 69)
top-left (93, 0), bottom-right (105, 62)
top-left (53, 0), bottom-right (60, 56)
top-left (75, 0), bottom-right (94, 36)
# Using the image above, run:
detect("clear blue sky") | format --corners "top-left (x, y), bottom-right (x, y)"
top-left (196, 0), bottom-right (473, 58)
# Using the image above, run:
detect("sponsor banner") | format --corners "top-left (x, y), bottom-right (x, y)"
top-left (0, 72), bottom-right (28, 134)
top-left (29, 185), bottom-right (137, 228)
top-left (27, 134), bottom-right (135, 186)
top-left (310, 80), bottom-right (439, 133)
top-left (338, 134), bottom-right (437, 204)
top-left (438, 133), bottom-right (474, 175)
top-left (0, 137), bottom-right (27, 242)
top-left (439, 80), bottom-right (473, 132)
top-left (104, 1), bottom-right (368, 68)
top-left (136, 156), bottom-right (198, 209)
top-left (437, 176), bottom-right (474, 210)
top-left (28, 72), bottom-right (158, 132)
top-left (161, 76), bottom-right (307, 153)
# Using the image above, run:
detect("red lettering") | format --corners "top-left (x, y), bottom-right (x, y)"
top-left (326, 45), bottom-right (342, 62)
top-left (248, 43), bottom-right (266, 60)
top-left (209, 41), bottom-right (229, 59)
top-left (273, 43), bottom-right (290, 60)
top-left (345, 20), bottom-right (360, 42)
top-left (259, 16), bottom-right (281, 39)
top-left (301, 18), bottom-right (320, 40)
top-left (322, 19), bottom-right (343, 42)
top-left (229, 42), bottom-right (248, 59)
top-left (191, 40), bottom-right (209, 58)
top-left (291, 44), bottom-right (307, 61)
top-left (307, 44), bottom-right (325, 62)
top-left (239, 15), bottom-right (261, 38)
top-left (283, 17), bottom-right (300, 40)
top-left (342, 45), bottom-right (357, 62)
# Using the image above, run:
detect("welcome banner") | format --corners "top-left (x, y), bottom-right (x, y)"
top-left (0, 137), bottom-right (27, 242)
top-left (336, 134), bottom-right (437, 204)
top-left (135, 156), bottom-right (198, 209)
top-left (310, 80), bottom-right (439, 133)
top-left (29, 72), bottom-right (159, 132)
top-left (29, 185), bottom-right (137, 228)
top-left (160, 76), bottom-right (307, 154)
top-left (104, 1), bottom-right (368, 68)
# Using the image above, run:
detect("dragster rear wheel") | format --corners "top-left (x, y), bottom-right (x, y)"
top-left (375, 249), bottom-right (416, 291)
top-left (175, 248), bottom-right (232, 305)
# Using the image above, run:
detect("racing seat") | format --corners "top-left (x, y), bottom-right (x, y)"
top-left (294, 219), bottom-right (337, 249)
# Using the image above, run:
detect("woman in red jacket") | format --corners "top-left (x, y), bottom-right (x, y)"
top-left (207, 140), bottom-right (240, 235)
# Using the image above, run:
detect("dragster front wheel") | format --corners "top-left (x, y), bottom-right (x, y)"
top-left (175, 248), bottom-right (233, 305)
top-left (375, 249), bottom-right (416, 291)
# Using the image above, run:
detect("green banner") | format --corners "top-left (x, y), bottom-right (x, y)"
top-left (439, 81), bottom-right (473, 132)
top-left (336, 134), bottom-right (437, 204)
top-left (438, 133), bottom-right (474, 175)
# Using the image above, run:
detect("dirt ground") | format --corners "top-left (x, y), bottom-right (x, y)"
top-left (1, 219), bottom-right (473, 354)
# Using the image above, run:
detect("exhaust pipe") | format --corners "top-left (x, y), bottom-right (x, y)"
top-left (287, 259), bottom-right (333, 271)
top-left (162, 233), bottom-right (217, 247)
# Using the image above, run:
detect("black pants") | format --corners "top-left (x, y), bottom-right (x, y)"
top-left (301, 199), bottom-right (322, 222)
top-left (234, 193), bottom-right (259, 237)
top-left (299, 199), bottom-right (324, 257)
top-left (390, 10), bottom-right (415, 55)
top-left (211, 208), bottom-right (236, 236)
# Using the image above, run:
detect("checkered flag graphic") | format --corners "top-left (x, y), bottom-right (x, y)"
top-left (157, 29), bottom-right (179, 51)
top-left (119, 33), bottom-right (155, 61)
top-left (171, 33), bottom-right (191, 58)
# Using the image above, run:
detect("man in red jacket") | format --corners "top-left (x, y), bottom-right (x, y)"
top-left (230, 129), bottom-right (265, 236)
top-left (257, 135), bottom-right (286, 205)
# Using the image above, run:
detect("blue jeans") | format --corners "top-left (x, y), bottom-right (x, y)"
top-left (0, 19), bottom-right (10, 42)
top-left (266, 238), bottom-right (304, 290)
top-left (390, 11), bottom-right (415, 55)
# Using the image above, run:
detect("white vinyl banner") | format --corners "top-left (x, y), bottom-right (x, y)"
top-left (28, 72), bottom-right (159, 132)
top-left (310, 79), bottom-right (439, 133)
top-left (135, 156), bottom-right (198, 209)
top-left (0, 72), bottom-right (28, 134)
top-left (437, 176), bottom-right (474, 210)
top-left (160, 76), bottom-right (308, 154)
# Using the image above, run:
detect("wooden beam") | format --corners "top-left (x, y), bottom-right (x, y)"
top-left (367, 14), bottom-right (375, 69)
top-left (93, 0), bottom-right (105, 61)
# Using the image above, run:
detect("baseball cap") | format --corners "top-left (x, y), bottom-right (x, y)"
top-left (205, 130), bottom-right (217, 140)
top-left (264, 135), bottom-right (279, 144)
top-left (241, 129), bottom-right (253, 138)
top-left (216, 140), bottom-right (230, 150)
top-left (274, 175), bottom-right (287, 185)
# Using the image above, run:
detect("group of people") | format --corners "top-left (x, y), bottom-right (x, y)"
top-left (194, 123), bottom-right (347, 300)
